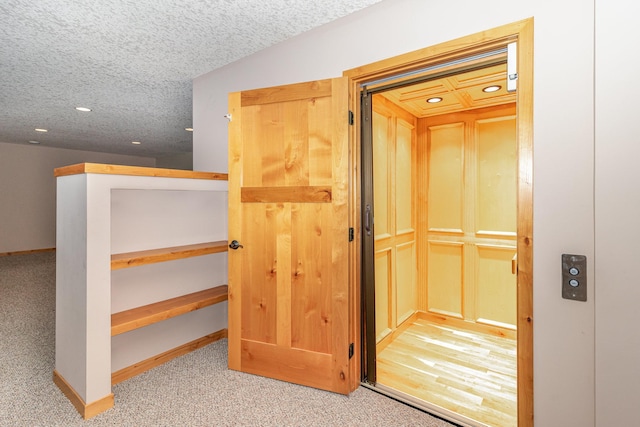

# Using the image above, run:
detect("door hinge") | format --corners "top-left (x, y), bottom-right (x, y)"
top-left (349, 343), bottom-right (354, 359)
top-left (348, 110), bottom-right (354, 125)
top-left (349, 227), bottom-right (354, 242)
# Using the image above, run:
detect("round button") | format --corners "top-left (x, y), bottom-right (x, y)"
top-left (569, 279), bottom-right (579, 287)
top-left (569, 267), bottom-right (579, 276)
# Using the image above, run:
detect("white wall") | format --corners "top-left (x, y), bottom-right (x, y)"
top-left (0, 142), bottom-right (155, 253)
top-left (594, 1), bottom-right (640, 424)
top-left (192, 0), bottom-right (640, 425)
top-left (155, 152), bottom-right (193, 170)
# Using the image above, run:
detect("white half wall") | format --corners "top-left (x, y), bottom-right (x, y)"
top-left (192, 0), bottom-right (623, 425)
top-left (0, 142), bottom-right (155, 253)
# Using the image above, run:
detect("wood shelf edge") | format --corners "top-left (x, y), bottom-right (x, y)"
top-left (54, 162), bottom-right (228, 181)
top-left (53, 370), bottom-right (114, 419)
top-left (111, 241), bottom-right (229, 270)
top-left (111, 285), bottom-right (229, 336)
top-left (111, 329), bottom-right (228, 385)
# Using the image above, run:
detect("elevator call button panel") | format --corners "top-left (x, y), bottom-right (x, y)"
top-left (562, 254), bottom-right (587, 302)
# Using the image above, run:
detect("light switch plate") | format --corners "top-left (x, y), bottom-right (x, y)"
top-left (562, 254), bottom-right (587, 301)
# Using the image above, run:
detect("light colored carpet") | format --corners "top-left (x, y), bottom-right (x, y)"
top-left (0, 252), bottom-right (454, 426)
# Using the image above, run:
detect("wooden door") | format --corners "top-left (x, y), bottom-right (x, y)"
top-left (424, 104), bottom-right (517, 330)
top-left (227, 77), bottom-right (351, 394)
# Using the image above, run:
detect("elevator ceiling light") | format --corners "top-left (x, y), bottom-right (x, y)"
top-left (28, 140), bottom-right (40, 144)
top-left (75, 107), bottom-right (92, 112)
top-left (426, 97), bottom-right (443, 103)
top-left (131, 141), bottom-right (141, 145)
top-left (483, 85), bottom-right (501, 93)
top-left (35, 128), bottom-right (48, 132)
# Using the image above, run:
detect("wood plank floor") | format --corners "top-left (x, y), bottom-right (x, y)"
top-left (376, 318), bottom-right (517, 427)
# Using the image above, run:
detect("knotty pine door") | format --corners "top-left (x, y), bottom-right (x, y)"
top-left (227, 77), bottom-right (352, 394)
top-left (422, 104), bottom-right (517, 331)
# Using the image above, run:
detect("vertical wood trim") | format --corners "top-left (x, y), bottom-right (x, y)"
top-left (417, 119), bottom-right (429, 311)
top-left (463, 119), bottom-right (476, 322)
top-left (227, 91), bottom-right (242, 370)
top-left (331, 76), bottom-right (351, 393)
top-left (276, 203), bottom-right (292, 347)
top-left (515, 19), bottom-right (534, 427)
top-left (411, 118), bottom-right (419, 306)
top-left (348, 78), bottom-right (362, 391)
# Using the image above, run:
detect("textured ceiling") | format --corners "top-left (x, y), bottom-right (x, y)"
top-left (0, 0), bottom-right (382, 157)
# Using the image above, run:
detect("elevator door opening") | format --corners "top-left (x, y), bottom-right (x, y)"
top-left (362, 62), bottom-right (519, 427)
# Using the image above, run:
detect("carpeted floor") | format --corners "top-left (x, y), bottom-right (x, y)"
top-left (0, 252), bottom-right (454, 426)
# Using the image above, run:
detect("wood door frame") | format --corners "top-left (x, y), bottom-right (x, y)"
top-left (343, 19), bottom-right (534, 426)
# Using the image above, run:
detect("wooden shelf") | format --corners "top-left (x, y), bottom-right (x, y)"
top-left (111, 285), bottom-right (228, 336)
top-left (111, 241), bottom-right (228, 270)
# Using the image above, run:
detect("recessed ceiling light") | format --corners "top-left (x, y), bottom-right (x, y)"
top-left (28, 140), bottom-right (40, 144)
top-left (131, 141), bottom-right (141, 145)
top-left (75, 107), bottom-right (92, 112)
top-left (185, 127), bottom-right (193, 132)
top-left (426, 97), bottom-right (443, 103)
top-left (35, 128), bottom-right (48, 132)
top-left (483, 85), bottom-right (501, 93)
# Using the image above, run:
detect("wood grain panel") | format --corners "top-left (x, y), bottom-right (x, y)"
top-left (477, 116), bottom-right (517, 235)
top-left (241, 186), bottom-right (331, 203)
top-left (241, 104), bottom-right (263, 188)
top-left (291, 203), bottom-right (332, 353)
top-left (373, 110), bottom-right (390, 237)
top-left (395, 119), bottom-right (414, 233)
top-left (428, 123), bottom-right (464, 232)
top-left (275, 203), bottom-right (292, 347)
top-left (375, 249), bottom-right (392, 343)
top-left (308, 96), bottom-right (333, 186)
top-left (284, 100), bottom-right (310, 186)
top-left (260, 103), bottom-right (286, 186)
top-left (241, 203), bottom-right (276, 344)
top-left (240, 339), bottom-right (338, 391)
top-left (475, 245), bottom-right (517, 329)
top-left (427, 241), bottom-right (463, 317)
top-left (395, 242), bottom-right (417, 325)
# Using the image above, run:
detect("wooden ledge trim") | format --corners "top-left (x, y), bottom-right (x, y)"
top-left (53, 370), bottom-right (114, 419)
top-left (0, 247), bottom-right (55, 257)
top-left (54, 163), bottom-right (228, 180)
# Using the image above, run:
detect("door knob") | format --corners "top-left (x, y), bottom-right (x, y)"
top-left (229, 240), bottom-right (243, 250)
